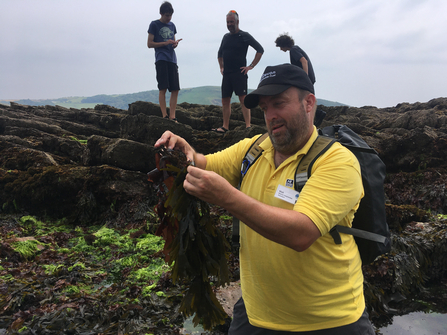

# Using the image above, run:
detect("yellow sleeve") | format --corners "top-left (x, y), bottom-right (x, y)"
top-left (205, 136), bottom-right (261, 188)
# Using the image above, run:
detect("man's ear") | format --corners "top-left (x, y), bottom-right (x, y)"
top-left (305, 93), bottom-right (317, 113)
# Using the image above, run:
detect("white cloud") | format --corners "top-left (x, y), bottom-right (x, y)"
top-left (1, 0), bottom-right (446, 107)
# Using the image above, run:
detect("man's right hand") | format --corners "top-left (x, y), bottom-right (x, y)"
top-left (155, 131), bottom-right (200, 167)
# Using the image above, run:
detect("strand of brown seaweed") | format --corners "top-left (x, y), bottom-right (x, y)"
top-left (148, 148), bottom-right (230, 330)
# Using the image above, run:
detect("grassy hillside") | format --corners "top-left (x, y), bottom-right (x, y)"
top-left (3, 86), bottom-right (347, 109)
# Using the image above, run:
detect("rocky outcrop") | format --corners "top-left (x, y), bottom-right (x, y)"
top-left (2, 98), bottom-right (446, 220)
top-left (0, 101), bottom-right (268, 225)
top-left (1, 98), bottom-right (447, 327)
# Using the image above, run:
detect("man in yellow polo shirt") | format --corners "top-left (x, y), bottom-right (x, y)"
top-left (155, 64), bottom-right (375, 334)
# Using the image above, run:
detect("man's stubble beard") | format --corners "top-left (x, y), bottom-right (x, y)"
top-left (269, 104), bottom-right (310, 156)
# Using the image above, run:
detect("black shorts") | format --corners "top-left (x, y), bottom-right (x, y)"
top-left (228, 297), bottom-right (375, 335)
top-left (221, 71), bottom-right (248, 98)
top-left (155, 60), bottom-right (180, 92)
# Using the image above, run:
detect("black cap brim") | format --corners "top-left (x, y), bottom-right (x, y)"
top-left (244, 84), bottom-right (292, 109)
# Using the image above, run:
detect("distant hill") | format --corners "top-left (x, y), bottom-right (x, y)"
top-left (2, 86), bottom-right (347, 109)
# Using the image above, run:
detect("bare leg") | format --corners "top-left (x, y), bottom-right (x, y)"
top-left (169, 90), bottom-right (179, 120)
top-left (238, 95), bottom-right (251, 128)
top-left (159, 89), bottom-right (168, 118)
top-left (221, 96), bottom-right (231, 130)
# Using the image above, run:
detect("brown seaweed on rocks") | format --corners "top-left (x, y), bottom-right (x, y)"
top-left (148, 148), bottom-right (230, 330)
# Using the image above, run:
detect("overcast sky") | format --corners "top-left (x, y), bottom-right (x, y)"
top-left (1, 0), bottom-right (446, 108)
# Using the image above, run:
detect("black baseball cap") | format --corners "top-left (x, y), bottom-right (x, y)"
top-left (244, 64), bottom-right (315, 109)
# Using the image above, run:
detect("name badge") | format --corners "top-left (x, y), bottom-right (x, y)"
top-left (274, 184), bottom-right (299, 205)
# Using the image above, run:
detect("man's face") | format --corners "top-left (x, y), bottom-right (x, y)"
top-left (259, 87), bottom-right (312, 155)
top-left (226, 15), bottom-right (239, 34)
top-left (280, 47), bottom-right (289, 52)
top-left (160, 13), bottom-right (173, 24)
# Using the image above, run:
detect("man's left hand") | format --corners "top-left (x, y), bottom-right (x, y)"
top-left (173, 38), bottom-right (182, 48)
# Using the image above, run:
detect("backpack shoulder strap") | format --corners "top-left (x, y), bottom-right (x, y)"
top-left (295, 135), bottom-right (336, 192)
top-left (240, 133), bottom-right (269, 180)
top-left (233, 133), bottom-right (268, 251)
top-left (329, 225), bottom-right (388, 245)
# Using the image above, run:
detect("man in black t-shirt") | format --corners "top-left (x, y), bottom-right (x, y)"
top-left (275, 33), bottom-right (315, 84)
top-left (274, 33), bottom-right (328, 126)
top-left (213, 10), bottom-right (264, 133)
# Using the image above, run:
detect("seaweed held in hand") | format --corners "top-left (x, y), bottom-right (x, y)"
top-left (148, 148), bottom-right (230, 330)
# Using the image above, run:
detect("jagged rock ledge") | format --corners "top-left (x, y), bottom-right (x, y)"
top-left (1, 98), bottom-right (447, 325)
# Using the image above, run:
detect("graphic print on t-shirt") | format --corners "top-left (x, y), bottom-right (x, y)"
top-left (159, 26), bottom-right (174, 40)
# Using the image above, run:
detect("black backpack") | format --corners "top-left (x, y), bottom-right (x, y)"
top-left (234, 125), bottom-right (391, 264)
